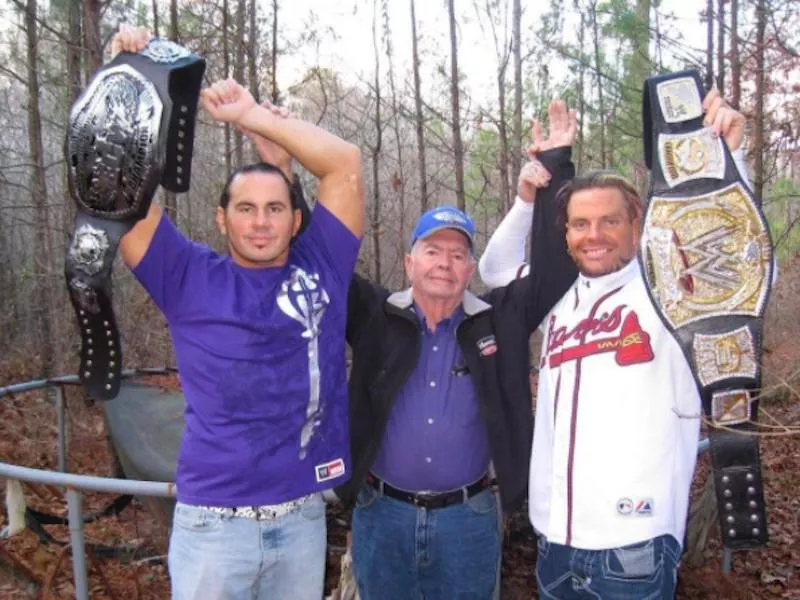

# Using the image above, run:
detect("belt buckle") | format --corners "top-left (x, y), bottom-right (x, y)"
top-left (413, 492), bottom-right (435, 508)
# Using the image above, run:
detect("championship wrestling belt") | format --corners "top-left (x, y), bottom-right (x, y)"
top-left (640, 70), bottom-right (773, 549)
top-left (64, 39), bottom-right (205, 400)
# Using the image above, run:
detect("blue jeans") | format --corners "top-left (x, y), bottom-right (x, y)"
top-left (168, 496), bottom-right (326, 599)
top-left (351, 484), bottom-right (501, 600)
top-left (535, 534), bottom-right (681, 600)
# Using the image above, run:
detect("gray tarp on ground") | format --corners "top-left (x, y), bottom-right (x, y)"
top-left (102, 381), bottom-right (184, 526)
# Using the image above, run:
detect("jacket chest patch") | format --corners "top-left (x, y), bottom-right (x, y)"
top-left (476, 335), bottom-right (498, 357)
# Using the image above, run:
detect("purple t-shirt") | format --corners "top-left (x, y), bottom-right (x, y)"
top-left (132, 203), bottom-right (360, 506)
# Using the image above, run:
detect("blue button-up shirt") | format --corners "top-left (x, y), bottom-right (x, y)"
top-left (371, 305), bottom-right (491, 492)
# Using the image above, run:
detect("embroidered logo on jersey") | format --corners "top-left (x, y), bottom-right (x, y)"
top-left (617, 497), bottom-right (654, 517)
top-left (315, 458), bottom-right (346, 483)
top-left (617, 498), bottom-right (634, 515)
top-left (546, 307), bottom-right (654, 368)
top-left (477, 335), bottom-right (497, 357)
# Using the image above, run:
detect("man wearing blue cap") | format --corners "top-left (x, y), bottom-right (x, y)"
top-left (337, 101), bottom-right (578, 599)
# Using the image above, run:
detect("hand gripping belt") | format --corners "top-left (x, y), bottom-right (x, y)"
top-left (640, 70), bottom-right (773, 549)
top-left (64, 40), bottom-right (205, 400)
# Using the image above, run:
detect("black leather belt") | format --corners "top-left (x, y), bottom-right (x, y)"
top-left (64, 39), bottom-right (205, 400)
top-left (640, 70), bottom-right (772, 549)
top-left (366, 473), bottom-right (492, 510)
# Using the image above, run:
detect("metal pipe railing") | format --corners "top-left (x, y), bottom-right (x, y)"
top-left (0, 369), bottom-right (177, 600)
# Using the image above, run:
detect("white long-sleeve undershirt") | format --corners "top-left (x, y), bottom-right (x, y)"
top-left (478, 196), bottom-right (533, 288)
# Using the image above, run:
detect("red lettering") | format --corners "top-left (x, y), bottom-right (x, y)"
top-left (547, 305), bottom-right (627, 354)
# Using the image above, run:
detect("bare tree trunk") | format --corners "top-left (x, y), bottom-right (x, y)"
top-left (248, 0), bottom-right (260, 163)
top-left (716, 0), bottom-right (725, 92)
top-left (271, 0), bottom-right (279, 103)
top-left (575, 1), bottom-right (586, 171)
top-left (163, 0), bottom-right (179, 224)
top-left (25, 0), bottom-right (54, 375)
top-left (169, 0), bottom-right (178, 41)
top-left (497, 66), bottom-right (511, 212)
top-left (621, 0), bottom-right (651, 181)
top-left (410, 0), bottom-right (428, 212)
top-left (222, 0), bottom-right (233, 177)
top-left (730, 0), bottom-right (741, 109)
top-left (249, 0), bottom-right (259, 103)
top-left (82, 0), bottom-right (102, 78)
top-left (64, 0), bottom-right (83, 233)
top-left (152, 0), bottom-right (160, 37)
top-left (371, 0), bottom-right (383, 284)
top-left (705, 0), bottom-right (714, 90)
top-left (654, 3), bottom-right (664, 69)
top-left (753, 0), bottom-right (767, 202)
top-left (384, 0), bottom-right (408, 287)
top-left (234, 0), bottom-right (246, 167)
top-left (590, 0), bottom-right (606, 168)
top-left (510, 0), bottom-right (522, 194)
top-left (447, 0), bottom-right (466, 211)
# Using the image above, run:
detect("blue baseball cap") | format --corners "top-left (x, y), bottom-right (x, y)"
top-left (411, 206), bottom-right (475, 249)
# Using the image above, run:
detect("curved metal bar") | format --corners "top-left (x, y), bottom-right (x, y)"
top-left (0, 462), bottom-right (176, 497)
top-left (0, 367), bottom-right (176, 399)
top-left (67, 489), bottom-right (89, 600)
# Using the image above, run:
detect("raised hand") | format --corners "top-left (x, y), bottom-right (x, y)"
top-left (200, 78), bottom-right (257, 126)
top-left (111, 24), bottom-right (151, 58)
top-left (702, 89), bottom-right (745, 152)
top-left (526, 100), bottom-right (578, 157)
top-left (239, 101), bottom-right (296, 177)
top-left (517, 158), bottom-right (552, 203)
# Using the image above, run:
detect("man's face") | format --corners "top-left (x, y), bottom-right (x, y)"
top-left (215, 171), bottom-right (301, 268)
top-left (404, 229), bottom-right (475, 302)
top-left (565, 187), bottom-right (640, 277)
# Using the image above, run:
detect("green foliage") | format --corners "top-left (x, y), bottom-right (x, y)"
top-left (464, 127), bottom-right (503, 214)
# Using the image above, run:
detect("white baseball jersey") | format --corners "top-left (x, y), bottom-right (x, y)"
top-left (529, 259), bottom-right (701, 550)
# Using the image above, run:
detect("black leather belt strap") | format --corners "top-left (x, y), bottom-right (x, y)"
top-left (64, 39), bottom-right (205, 400)
top-left (366, 473), bottom-right (492, 510)
top-left (640, 70), bottom-right (773, 549)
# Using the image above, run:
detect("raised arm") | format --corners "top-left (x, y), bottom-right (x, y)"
top-left (524, 101), bottom-right (579, 322)
top-left (478, 158), bottom-right (554, 288)
top-left (201, 80), bottom-right (365, 237)
top-left (479, 101), bottom-right (576, 292)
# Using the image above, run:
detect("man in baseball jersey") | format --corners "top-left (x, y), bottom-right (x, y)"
top-left (113, 27), bottom-right (364, 600)
top-left (479, 90), bottom-right (747, 598)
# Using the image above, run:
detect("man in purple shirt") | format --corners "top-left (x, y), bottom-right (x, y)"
top-left (113, 27), bottom-right (364, 600)
top-left (338, 102), bottom-right (579, 599)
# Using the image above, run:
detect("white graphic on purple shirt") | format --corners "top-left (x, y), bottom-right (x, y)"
top-left (277, 266), bottom-right (330, 459)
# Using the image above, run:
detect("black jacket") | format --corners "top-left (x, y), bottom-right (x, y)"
top-left (336, 147), bottom-right (577, 513)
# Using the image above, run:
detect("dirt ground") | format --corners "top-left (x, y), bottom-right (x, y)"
top-left (1, 258), bottom-right (798, 599)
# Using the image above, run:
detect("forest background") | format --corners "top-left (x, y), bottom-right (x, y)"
top-left (0, 0), bottom-right (798, 598)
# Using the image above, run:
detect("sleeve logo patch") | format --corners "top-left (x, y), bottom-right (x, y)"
top-left (315, 458), bottom-right (346, 483)
top-left (477, 335), bottom-right (498, 357)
